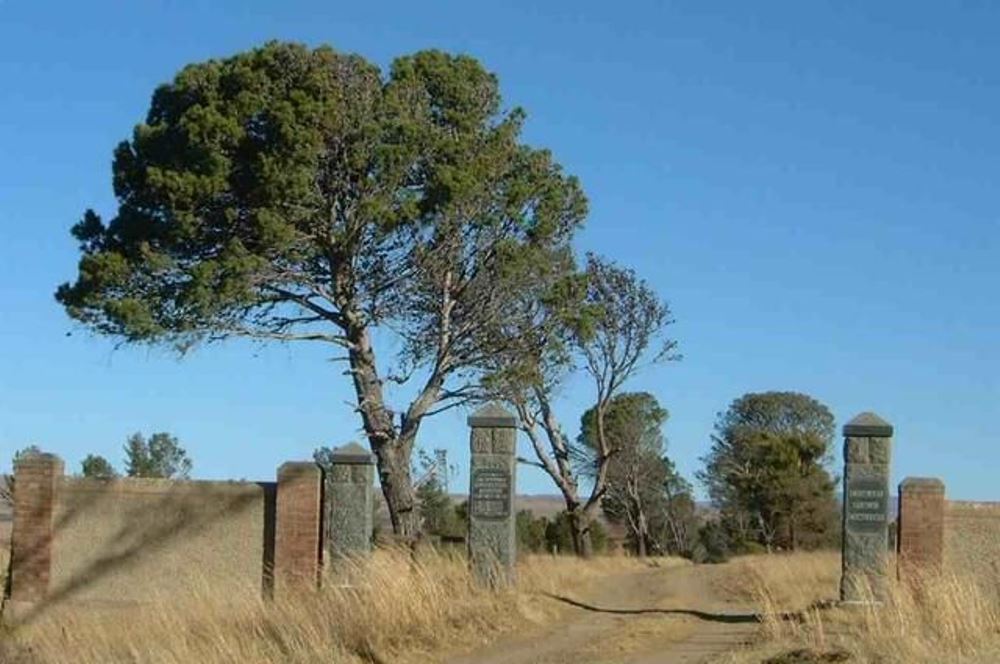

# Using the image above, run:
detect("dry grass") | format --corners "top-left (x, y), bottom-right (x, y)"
top-left (0, 545), bottom-right (8, 595)
top-left (717, 545), bottom-right (1000, 664)
top-left (0, 548), bottom-right (651, 663)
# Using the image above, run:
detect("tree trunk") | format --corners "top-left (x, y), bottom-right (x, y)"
top-left (568, 507), bottom-right (593, 558)
top-left (343, 312), bottom-right (420, 536)
top-left (372, 436), bottom-right (418, 537)
top-left (635, 508), bottom-right (649, 558)
top-left (521, 397), bottom-right (592, 558)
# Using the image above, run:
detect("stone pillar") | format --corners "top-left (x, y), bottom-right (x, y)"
top-left (897, 477), bottom-right (945, 580)
top-left (325, 442), bottom-right (375, 563)
top-left (840, 412), bottom-right (893, 604)
top-left (6, 453), bottom-right (63, 620)
top-left (467, 404), bottom-right (517, 587)
top-left (274, 462), bottom-right (322, 593)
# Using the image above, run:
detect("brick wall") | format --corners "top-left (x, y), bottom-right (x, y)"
top-left (944, 500), bottom-right (1000, 575)
top-left (3, 456), bottom-right (322, 621)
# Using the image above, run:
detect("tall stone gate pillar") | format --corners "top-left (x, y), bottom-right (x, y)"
top-left (326, 442), bottom-right (375, 563)
top-left (467, 404), bottom-right (517, 586)
top-left (840, 412), bottom-right (893, 604)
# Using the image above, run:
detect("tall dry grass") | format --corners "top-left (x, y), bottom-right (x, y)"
top-left (0, 546), bottom-right (8, 595)
top-left (719, 548), bottom-right (1000, 663)
top-left (0, 547), bottom-right (651, 664)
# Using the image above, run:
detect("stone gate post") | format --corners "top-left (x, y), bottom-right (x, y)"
top-left (467, 404), bottom-right (517, 586)
top-left (840, 412), bottom-right (893, 604)
top-left (326, 442), bottom-right (375, 563)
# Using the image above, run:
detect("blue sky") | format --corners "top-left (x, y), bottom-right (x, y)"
top-left (1, 1), bottom-right (997, 499)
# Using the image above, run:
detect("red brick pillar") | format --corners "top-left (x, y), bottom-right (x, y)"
top-left (897, 477), bottom-right (945, 581)
top-left (274, 462), bottom-right (322, 594)
top-left (7, 453), bottom-right (63, 617)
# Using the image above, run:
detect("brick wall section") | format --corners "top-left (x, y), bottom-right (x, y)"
top-left (274, 462), bottom-right (322, 592)
top-left (9, 454), bottom-right (63, 605)
top-left (897, 477), bottom-right (945, 579)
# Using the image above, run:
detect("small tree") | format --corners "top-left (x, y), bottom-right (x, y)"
top-left (544, 511), bottom-right (608, 555)
top-left (312, 446), bottom-right (336, 476)
top-left (0, 445), bottom-right (43, 507)
top-left (693, 519), bottom-right (731, 564)
top-left (515, 510), bottom-right (548, 553)
top-left (413, 451), bottom-right (462, 538)
top-left (124, 432), bottom-right (192, 479)
top-left (578, 392), bottom-right (670, 557)
top-left (487, 255), bottom-right (677, 557)
top-left (654, 456), bottom-right (698, 556)
top-left (697, 391), bottom-right (837, 552)
top-left (81, 454), bottom-right (119, 479)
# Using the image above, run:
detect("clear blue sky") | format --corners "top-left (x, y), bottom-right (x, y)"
top-left (1, 1), bottom-right (997, 499)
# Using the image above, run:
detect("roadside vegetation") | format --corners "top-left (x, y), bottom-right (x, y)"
top-left (0, 548), bottom-right (671, 664)
top-left (717, 549), bottom-right (1000, 664)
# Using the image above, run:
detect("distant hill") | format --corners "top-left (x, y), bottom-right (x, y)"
top-left (450, 493), bottom-right (569, 520)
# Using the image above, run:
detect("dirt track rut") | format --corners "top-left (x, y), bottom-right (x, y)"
top-left (445, 562), bottom-right (758, 664)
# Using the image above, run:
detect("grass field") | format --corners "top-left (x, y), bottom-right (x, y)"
top-left (4, 504), bottom-right (1000, 662)
top-left (0, 547), bottom-right (656, 663)
top-left (716, 544), bottom-right (1000, 663)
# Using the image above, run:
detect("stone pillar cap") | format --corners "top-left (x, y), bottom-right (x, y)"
top-left (330, 441), bottom-right (375, 465)
top-left (843, 412), bottom-right (893, 437)
top-left (468, 403), bottom-right (517, 428)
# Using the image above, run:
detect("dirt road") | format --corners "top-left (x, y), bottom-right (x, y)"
top-left (446, 562), bottom-right (758, 664)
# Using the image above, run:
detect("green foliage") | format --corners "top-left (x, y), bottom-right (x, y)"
top-left (697, 391), bottom-right (838, 552)
top-left (416, 477), bottom-right (463, 539)
top-left (454, 499), bottom-right (468, 525)
top-left (57, 41), bottom-right (588, 535)
top-left (578, 392), bottom-right (696, 556)
top-left (124, 432), bottom-right (192, 479)
top-left (691, 520), bottom-right (731, 564)
top-left (543, 511), bottom-right (608, 555)
top-left (1, 445), bottom-right (43, 506)
top-left (578, 391), bottom-right (668, 458)
top-left (652, 456), bottom-right (699, 556)
top-left (312, 446), bottom-right (336, 474)
top-left (590, 518), bottom-right (609, 553)
top-left (515, 509), bottom-right (549, 553)
top-left (81, 454), bottom-right (118, 479)
top-left (482, 254), bottom-right (678, 558)
top-left (11, 445), bottom-right (42, 467)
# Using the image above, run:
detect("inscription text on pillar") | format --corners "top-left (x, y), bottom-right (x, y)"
top-left (471, 468), bottom-right (512, 520)
top-left (846, 477), bottom-right (888, 534)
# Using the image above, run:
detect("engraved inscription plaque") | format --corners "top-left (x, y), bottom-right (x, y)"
top-left (471, 468), bottom-right (511, 520)
top-left (846, 476), bottom-right (888, 534)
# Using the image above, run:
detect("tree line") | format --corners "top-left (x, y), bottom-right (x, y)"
top-left (2, 389), bottom-right (839, 561)
top-left (311, 389), bottom-right (838, 561)
top-left (48, 40), bottom-right (839, 558)
top-left (2, 432), bottom-right (192, 506)
top-left (520, 388), bottom-right (839, 560)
